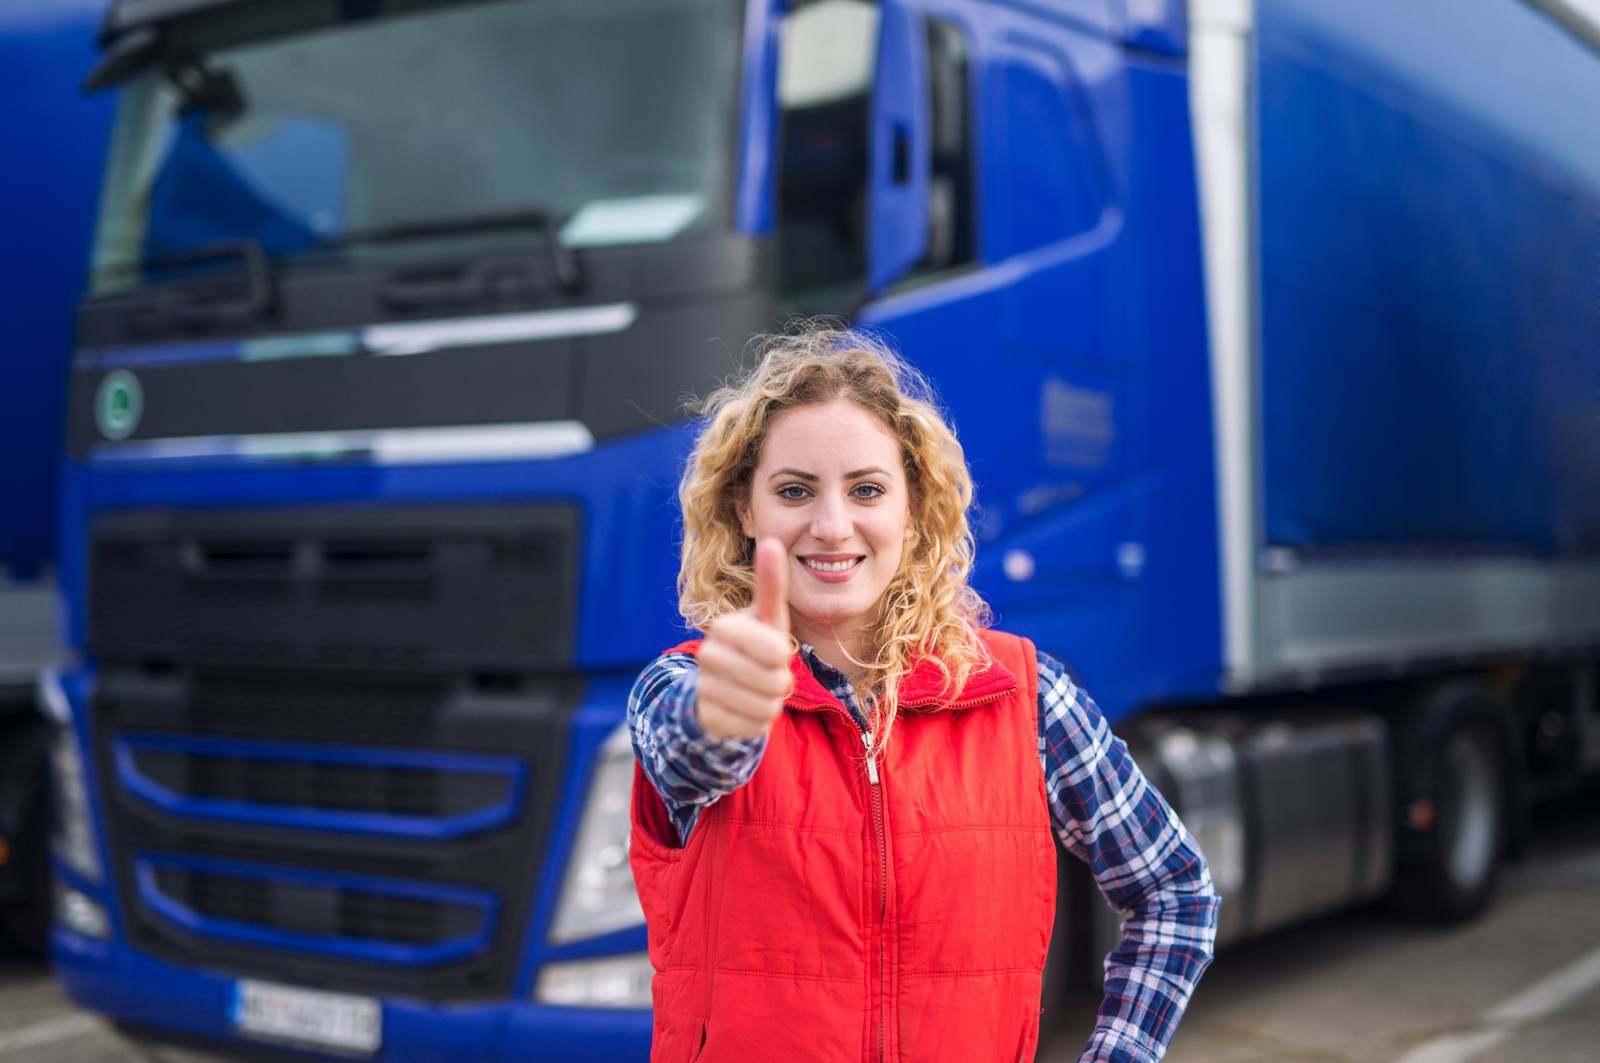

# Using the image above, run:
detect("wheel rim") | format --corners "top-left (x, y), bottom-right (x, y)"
top-left (1441, 728), bottom-right (1497, 891)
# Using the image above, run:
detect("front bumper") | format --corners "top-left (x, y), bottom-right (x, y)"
top-left (53, 930), bottom-right (652, 1062)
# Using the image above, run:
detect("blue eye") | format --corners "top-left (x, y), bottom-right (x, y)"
top-left (852, 484), bottom-right (885, 499)
top-left (777, 484), bottom-right (808, 500)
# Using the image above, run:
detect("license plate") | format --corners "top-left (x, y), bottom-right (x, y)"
top-left (229, 979), bottom-right (382, 1055)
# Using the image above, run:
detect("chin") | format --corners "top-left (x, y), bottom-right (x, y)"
top-left (796, 597), bottom-right (877, 629)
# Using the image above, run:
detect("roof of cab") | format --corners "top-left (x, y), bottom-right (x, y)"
top-left (99, 0), bottom-right (254, 41)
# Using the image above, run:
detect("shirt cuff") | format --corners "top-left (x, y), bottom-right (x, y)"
top-left (658, 669), bottom-right (769, 784)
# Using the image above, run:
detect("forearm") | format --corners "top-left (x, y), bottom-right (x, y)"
top-left (1080, 843), bottom-right (1218, 1063)
top-left (627, 656), bottom-right (767, 842)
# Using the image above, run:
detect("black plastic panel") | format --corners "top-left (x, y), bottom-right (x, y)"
top-left (149, 865), bottom-right (485, 946)
top-left (94, 664), bottom-right (584, 1000)
top-left (88, 503), bottom-right (579, 674)
top-left (68, 233), bottom-right (771, 454)
top-left (129, 748), bottom-right (512, 819)
top-left (70, 338), bottom-right (575, 445)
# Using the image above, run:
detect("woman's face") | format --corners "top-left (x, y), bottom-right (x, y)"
top-left (738, 399), bottom-right (912, 644)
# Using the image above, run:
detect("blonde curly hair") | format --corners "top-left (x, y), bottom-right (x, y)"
top-left (677, 322), bottom-right (991, 749)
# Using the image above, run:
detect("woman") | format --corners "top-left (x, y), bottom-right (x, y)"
top-left (628, 326), bottom-right (1218, 1062)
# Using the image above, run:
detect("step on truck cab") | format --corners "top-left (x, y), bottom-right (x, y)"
top-left (48, 0), bottom-right (1600, 1059)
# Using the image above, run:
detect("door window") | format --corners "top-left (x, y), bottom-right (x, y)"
top-left (775, 1), bottom-right (975, 313)
top-left (999, 41), bottom-right (1106, 255)
top-left (775, 0), bottom-right (878, 314)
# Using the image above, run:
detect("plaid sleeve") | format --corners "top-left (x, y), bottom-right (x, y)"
top-left (627, 651), bottom-right (768, 844)
top-left (1037, 651), bottom-right (1219, 1063)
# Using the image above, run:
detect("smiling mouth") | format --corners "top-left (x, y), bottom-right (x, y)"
top-left (801, 557), bottom-right (864, 573)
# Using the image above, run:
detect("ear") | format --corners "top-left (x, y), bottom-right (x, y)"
top-left (736, 496), bottom-right (756, 540)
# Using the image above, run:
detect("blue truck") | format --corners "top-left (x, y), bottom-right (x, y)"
top-left (45, 0), bottom-right (1600, 1057)
top-left (0, 0), bottom-right (114, 956)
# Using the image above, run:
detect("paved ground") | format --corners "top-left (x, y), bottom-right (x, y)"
top-left (1043, 789), bottom-right (1600, 1063)
top-left (0, 791), bottom-right (1595, 1062)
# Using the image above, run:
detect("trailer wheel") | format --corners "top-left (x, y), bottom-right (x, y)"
top-left (1389, 681), bottom-right (1515, 922)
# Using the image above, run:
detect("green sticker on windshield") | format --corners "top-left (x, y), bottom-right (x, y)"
top-left (96, 369), bottom-right (144, 441)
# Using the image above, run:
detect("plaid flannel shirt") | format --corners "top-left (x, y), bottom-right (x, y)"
top-left (627, 644), bottom-right (1219, 1063)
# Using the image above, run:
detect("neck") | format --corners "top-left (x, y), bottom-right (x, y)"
top-left (792, 614), bottom-right (874, 690)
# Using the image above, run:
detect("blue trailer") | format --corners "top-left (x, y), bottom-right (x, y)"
top-left (0, 0), bottom-right (114, 955)
top-left (44, 0), bottom-right (1600, 1057)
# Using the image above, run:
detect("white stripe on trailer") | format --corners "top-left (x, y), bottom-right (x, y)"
top-left (1189, 0), bottom-right (1260, 691)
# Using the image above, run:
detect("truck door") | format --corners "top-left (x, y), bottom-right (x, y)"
top-left (867, 0), bottom-right (930, 292)
top-left (853, 2), bottom-right (1179, 710)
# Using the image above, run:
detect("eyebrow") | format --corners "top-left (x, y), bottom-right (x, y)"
top-left (764, 466), bottom-right (891, 482)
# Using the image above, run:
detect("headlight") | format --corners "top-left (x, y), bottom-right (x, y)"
top-left (547, 722), bottom-right (643, 943)
top-left (55, 883), bottom-right (110, 940)
top-left (535, 952), bottom-right (653, 1009)
top-left (39, 668), bottom-right (102, 883)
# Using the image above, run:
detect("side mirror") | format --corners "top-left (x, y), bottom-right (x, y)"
top-left (82, 27), bottom-right (161, 95)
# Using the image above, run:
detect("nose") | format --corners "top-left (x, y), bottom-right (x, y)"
top-left (810, 491), bottom-right (852, 545)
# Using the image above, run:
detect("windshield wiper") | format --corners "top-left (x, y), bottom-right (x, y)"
top-left (131, 239), bottom-right (275, 332)
top-left (326, 209), bottom-right (581, 294)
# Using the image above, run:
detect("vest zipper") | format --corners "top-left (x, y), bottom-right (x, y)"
top-left (862, 728), bottom-right (885, 1062)
top-left (898, 688), bottom-right (1014, 712)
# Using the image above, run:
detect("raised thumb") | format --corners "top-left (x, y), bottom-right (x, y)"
top-left (752, 538), bottom-right (790, 633)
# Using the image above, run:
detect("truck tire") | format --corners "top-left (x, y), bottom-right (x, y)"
top-left (1389, 679), bottom-right (1516, 922)
top-left (0, 765), bottom-right (50, 957)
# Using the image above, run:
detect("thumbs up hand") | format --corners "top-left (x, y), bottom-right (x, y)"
top-left (696, 538), bottom-right (792, 741)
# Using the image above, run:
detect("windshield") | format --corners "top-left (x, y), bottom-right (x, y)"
top-left (90, 0), bottom-right (742, 293)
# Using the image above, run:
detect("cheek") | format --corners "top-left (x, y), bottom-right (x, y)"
top-left (746, 496), bottom-right (801, 542)
top-left (873, 508), bottom-right (912, 564)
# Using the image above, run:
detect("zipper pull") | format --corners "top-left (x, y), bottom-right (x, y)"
top-left (863, 732), bottom-right (879, 785)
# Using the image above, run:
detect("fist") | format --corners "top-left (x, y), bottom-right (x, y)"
top-left (696, 538), bottom-right (791, 740)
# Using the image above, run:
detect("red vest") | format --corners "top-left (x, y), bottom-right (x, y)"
top-left (630, 630), bottom-right (1055, 1063)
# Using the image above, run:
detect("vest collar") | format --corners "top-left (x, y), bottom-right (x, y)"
top-left (784, 641), bottom-right (1018, 713)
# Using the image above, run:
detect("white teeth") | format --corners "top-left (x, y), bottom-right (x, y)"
top-left (803, 557), bottom-right (860, 573)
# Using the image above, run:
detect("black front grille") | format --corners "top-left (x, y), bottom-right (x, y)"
top-left (96, 668), bottom-right (582, 1000)
top-left (149, 864), bottom-right (487, 947)
top-left (128, 748), bottom-right (510, 819)
top-left (190, 673), bottom-right (447, 746)
top-left (88, 503), bottom-right (579, 673)
top-left (87, 501), bottom-right (586, 1001)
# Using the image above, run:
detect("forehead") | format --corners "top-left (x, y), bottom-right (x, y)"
top-left (759, 400), bottom-right (902, 472)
